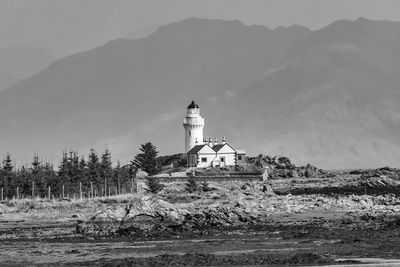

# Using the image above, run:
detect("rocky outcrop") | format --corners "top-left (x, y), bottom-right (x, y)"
top-left (76, 196), bottom-right (188, 237)
top-left (76, 195), bottom-right (266, 237)
top-left (252, 154), bottom-right (331, 179)
top-left (358, 167), bottom-right (400, 180)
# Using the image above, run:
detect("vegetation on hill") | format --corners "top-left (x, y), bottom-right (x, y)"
top-left (0, 148), bottom-right (140, 200)
top-left (132, 142), bottom-right (159, 176)
top-left (156, 154), bottom-right (187, 169)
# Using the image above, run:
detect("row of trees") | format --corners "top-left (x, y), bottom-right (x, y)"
top-left (0, 142), bottom-right (161, 199)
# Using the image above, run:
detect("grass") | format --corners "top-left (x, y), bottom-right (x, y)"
top-left (0, 193), bottom-right (145, 214)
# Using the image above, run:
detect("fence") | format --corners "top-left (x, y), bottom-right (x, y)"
top-left (0, 178), bottom-right (138, 202)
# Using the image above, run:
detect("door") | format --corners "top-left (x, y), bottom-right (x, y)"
top-left (220, 156), bottom-right (225, 167)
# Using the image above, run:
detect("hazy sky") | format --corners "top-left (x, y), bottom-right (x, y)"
top-left (1, 0), bottom-right (400, 58)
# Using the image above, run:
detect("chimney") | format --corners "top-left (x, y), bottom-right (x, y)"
top-left (208, 137), bottom-right (212, 146)
top-left (222, 136), bottom-right (226, 144)
top-left (214, 137), bottom-right (218, 146)
top-left (195, 138), bottom-right (198, 144)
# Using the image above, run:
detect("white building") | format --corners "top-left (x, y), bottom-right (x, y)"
top-left (183, 100), bottom-right (246, 168)
top-left (183, 101), bottom-right (204, 153)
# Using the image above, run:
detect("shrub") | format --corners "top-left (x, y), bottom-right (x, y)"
top-left (186, 176), bottom-right (197, 193)
top-left (145, 176), bottom-right (164, 194)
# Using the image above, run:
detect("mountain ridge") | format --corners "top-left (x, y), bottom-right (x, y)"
top-left (0, 17), bottom-right (399, 168)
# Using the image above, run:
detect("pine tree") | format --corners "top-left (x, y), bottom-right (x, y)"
top-left (132, 142), bottom-right (159, 176)
top-left (31, 153), bottom-right (46, 197)
top-left (16, 165), bottom-right (30, 197)
top-left (2, 152), bottom-right (14, 197)
top-left (42, 161), bottom-right (58, 196)
top-left (78, 156), bottom-right (87, 184)
top-left (58, 151), bottom-right (69, 182)
top-left (100, 148), bottom-right (112, 179)
top-left (113, 161), bottom-right (122, 194)
top-left (145, 176), bottom-right (164, 194)
top-left (3, 152), bottom-right (13, 174)
top-left (68, 150), bottom-right (80, 184)
top-left (87, 148), bottom-right (100, 183)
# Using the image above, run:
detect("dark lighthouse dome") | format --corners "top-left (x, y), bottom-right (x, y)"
top-left (187, 100), bottom-right (199, 109)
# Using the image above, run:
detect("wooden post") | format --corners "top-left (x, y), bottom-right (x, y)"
top-left (94, 190), bottom-right (97, 198)
top-left (32, 181), bottom-right (35, 199)
top-left (90, 182), bottom-right (93, 198)
top-left (16, 186), bottom-right (19, 200)
top-left (1, 187), bottom-right (3, 202)
top-left (108, 187), bottom-right (110, 197)
top-left (79, 182), bottom-right (82, 199)
top-left (62, 185), bottom-right (65, 199)
top-left (48, 186), bottom-right (51, 200)
top-left (131, 178), bottom-right (134, 194)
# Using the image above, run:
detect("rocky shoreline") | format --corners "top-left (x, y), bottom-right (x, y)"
top-left (3, 173), bottom-right (400, 266)
top-left (75, 173), bottom-right (400, 238)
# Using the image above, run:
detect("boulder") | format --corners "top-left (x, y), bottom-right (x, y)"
top-left (305, 164), bottom-right (320, 178)
top-left (76, 196), bottom-right (188, 237)
top-left (262, 183), bottom-right (276, 196)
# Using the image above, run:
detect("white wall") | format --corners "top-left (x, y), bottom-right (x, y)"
top-left (215, 144), bottom-right (236, 166)
top-left (183, 108), bottom-right (204, 152)
top-left (195, 145), bottom-right (216, 168)
top-left (197, 153), bottom-right (216, 168)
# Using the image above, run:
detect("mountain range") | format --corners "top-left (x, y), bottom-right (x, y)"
top-left (0, 46), bottom-right (53, 90)
top-left (0, 17), bottom-right (399, 169)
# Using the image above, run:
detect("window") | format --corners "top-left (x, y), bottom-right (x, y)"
top-left (201, 157), bottom-right (207, 163)
top-left (220, 157), bottom-right (225, 162)
top-left (189, 130), bottom-right (191, 136)
top-left (238, 155), bottom-right (242, 160)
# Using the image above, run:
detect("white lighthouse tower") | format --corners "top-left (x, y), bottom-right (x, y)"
top-left (183, 100), bottom-right (204, 153)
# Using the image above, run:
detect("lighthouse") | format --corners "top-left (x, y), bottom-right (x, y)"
top-left (183, 100), bottom-right (204, 153)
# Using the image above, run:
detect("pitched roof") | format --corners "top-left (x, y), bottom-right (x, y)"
top-left (212, 143), bottom-right (236, 153)
top-left (187, 144), bottom-right (208, 154)
top-left (212, 144), bottom-right (225, 152)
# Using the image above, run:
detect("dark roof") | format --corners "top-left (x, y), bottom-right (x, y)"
top-left (187, 144), bottom-right (208, 154)
top-left (212, 143), bottom-right (236, 153)
top-left (187, 100), bottom-right (199, 109)
top-left (212, 144), bottom-right (225, 152)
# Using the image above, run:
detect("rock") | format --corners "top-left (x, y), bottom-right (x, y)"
top-left (76, 194), bottom-right (267, 238)
top-left (360, 167), bottom-right (400, 180)
top-left (76, 196), bottom-right (188, 237)
top-left (262, 183), bottom-right (276, 196)
top-left (241, 183), bottom-right (250, 190)
top-left (305, 164), bottom-right (319, 178)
